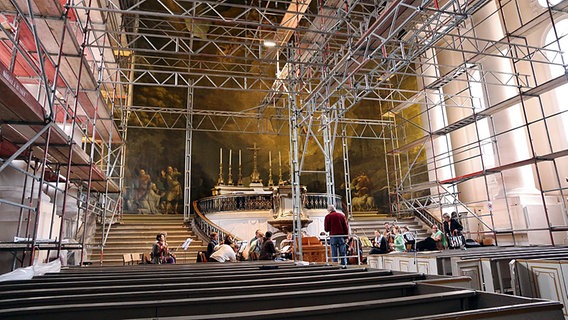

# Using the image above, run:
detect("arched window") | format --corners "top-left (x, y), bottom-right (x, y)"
top-left (545, 19), bottom-right (568, 77)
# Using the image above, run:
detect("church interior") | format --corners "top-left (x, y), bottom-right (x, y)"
top-left (1, 0), bottom-right (568, 318)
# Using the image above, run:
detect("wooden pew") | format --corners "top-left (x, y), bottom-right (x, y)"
top-left (159, 297), bottom-right (563, 320)
top-left (0, 269), bottom-right (431, 300)
top-left (0, 266), bottom-right (369, 291)
top-left (0, 280), bottom-right (418, 309)
top-left (0, 283), bottom-right (562, 320)
top-left (0, 283), bottom-right (476, 319)
top-left (0, 262), bottom-right (559, 320)
top-left (511, 257), bottom-right (568, 318)
top-left (451, 248), bottom-right (568, 292)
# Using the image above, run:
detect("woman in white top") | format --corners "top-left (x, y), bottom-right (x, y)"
top-left (209, 235), bottom-right (237, 263)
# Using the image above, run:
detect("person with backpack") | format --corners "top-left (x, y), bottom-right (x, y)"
top-left (401, 226), bottom-right (415, 251)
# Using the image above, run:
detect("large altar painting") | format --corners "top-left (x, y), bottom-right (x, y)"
top-left (124, 129), bottom-right (185, 214)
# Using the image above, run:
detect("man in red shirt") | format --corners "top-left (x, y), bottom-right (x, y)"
top-left (324, 204), bottom-right (349, 265)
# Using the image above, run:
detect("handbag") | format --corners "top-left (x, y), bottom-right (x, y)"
top-left (449, 235), bottom-right (464, 248)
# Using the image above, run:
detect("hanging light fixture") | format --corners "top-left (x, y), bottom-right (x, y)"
top-left (263, 40), bottom-right (276, 47)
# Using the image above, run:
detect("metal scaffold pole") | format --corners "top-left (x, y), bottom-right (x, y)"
top-left (184, 83), bottom-right (194, 221)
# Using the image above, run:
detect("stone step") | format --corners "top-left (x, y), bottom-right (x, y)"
top-left (106, 224), bottom-right (190, 230)
top-left (90, 214), bottom-right (199, 264)
top-left (93, 240), bottom-right (206, 248)
top-left (119, 217), bottom-right (185, 222)
top-left (95, 228), bottom-right (191, 238)
top-left (350, 221), bottom-right (422, 228)
top-left (95, 233), bottom-right (195, 239)
top-left (348, 217), bottom-right (430, 240)
top-left (94, 254), bottom-right (198, 266)
top-left (121, 214), bottom-right (184, 219)
top-left (96, 235), bottom-right (201, 241)
top-left (93, 247), bottom-right (206, 256)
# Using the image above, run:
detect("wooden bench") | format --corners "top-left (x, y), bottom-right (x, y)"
top-left (0, 284), bottom-right (477, 319)
top-left (1, 284), bottom-right (561, 320)
top-left (0, 263), bottom-right (559, 320)
top-left (158, 299), bottom-right (563, 320)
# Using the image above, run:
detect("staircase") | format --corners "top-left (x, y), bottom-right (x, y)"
top-left (349, 213), bottom-right (430, 240)
top-left (91, 214), bottom-right (206, 265)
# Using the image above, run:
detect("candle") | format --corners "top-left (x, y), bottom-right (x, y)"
top-left (239, 149), bottom-right (241, 166)
top-left (269, 151), bottom-right (271, 167)
top-left (229, 149), bottom-right (232, 166)
top-left (279, 151), bottom-right (282, 167)
top-left (220, 148), bottom-right (222, 164)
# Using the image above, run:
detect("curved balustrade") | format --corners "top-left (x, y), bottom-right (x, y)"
top-left (192, 201), bottom-right (240, 241)
top-left (193, 193), bottom-right (343, 242)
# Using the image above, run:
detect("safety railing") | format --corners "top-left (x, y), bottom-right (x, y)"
top-left (322, 234), bottom-right (362, 265)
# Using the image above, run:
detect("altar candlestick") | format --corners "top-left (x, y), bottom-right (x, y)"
top-left (227, 149), bottom-right (233, 185)
top-left (278, 151), bottom-right (283, 185)
top-left (217, 147), bottom-right (224, 185)
top-left (237, 149), bottom-right (243, 186)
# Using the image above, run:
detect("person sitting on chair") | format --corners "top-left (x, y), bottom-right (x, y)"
top-left (392, 225), bottom-right (405, 252)
top-left (443, 212), bottom-right (463, 237)
top-left (248, 230), bottom-right (264, 261)
top-left (416, 225), bottom-right (446, 251)
top-left (152, 233), bottom-right (176, 264)
top-left (443, 212), bottom-right (465, 249)
top-left (209, 235), bottom-right (237, 263)
top-left (259, 231), bottom-right (279, 260)
top-left (279, 232), bottom-right (294, 260)
top-left (206, 232), bottom-right (219, 260)
top-left (401, 226), bottom-right (415, 251)
top-left (369, 230), bottom-right (388, 254)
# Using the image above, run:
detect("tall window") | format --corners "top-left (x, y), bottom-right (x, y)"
top-left (545, 19), bottom-right (568, 140)
top-left (468, 66), bottom-right (495, 168)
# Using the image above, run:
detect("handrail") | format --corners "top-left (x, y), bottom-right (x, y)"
top-left (392, 192), bottom-right (442, 227)
top-left (100, 196), bottom-right (120, 248)
top-left (437, 183), bottom-right (493, 231)
top-left (393, 180), bottom-right (494, 234)
top-left (322, 234), bottom-right (361, 265)
top-left (193, 201), bottom-right (240, 242)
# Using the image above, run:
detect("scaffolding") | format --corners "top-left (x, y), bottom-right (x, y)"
top-left (0, 0), bottom-right (124, 270)
top-left (384, 0), bottom-right (568, 246)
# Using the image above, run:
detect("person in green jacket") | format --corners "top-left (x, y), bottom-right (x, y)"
top-left (393, 226), bottom-right (406, 252)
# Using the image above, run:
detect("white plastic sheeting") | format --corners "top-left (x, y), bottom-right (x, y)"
top-left (0, 259), bottom-right (61, 282)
